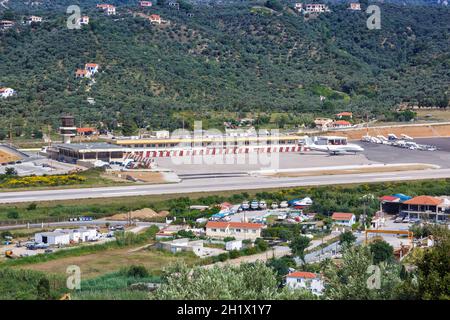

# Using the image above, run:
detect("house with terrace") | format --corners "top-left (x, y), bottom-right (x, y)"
top-left (401, 196), bottom-right (450, 222)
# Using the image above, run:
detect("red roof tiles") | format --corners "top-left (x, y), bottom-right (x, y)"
top-left (331, 212), bottom-right (354, 221)
top-left (379, 195), bottom-right (400, 202)
top-left (403, 196), bottom-right (443, 206)
top-left (287, 272), bottom-right (317, 279)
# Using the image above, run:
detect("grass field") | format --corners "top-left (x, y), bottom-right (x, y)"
top-left (16, 247), bottom-right (199, 279)
top-left (415, 109), bottom-right (450, 122)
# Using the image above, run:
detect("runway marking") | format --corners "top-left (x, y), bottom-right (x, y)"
top-left (102, 191), bottom-right (146, 196)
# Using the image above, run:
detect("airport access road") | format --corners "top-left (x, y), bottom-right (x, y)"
top-left (1, 168), bottom-right (450, 204)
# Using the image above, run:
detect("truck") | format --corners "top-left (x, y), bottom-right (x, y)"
top-left (4, 250), bottom-right (18, 259)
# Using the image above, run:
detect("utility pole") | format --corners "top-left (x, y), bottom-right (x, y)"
top-left (9, 122), bottom-right (12, 146)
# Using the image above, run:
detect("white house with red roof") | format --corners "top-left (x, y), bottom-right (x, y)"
top-left (79, 16), bottom-right (90, 25)
top-left (77, 127), bottom-right (96, 136)
top-left (75, 69), bottom-right (91, 78)
top-left (149, 14), bottom-right (162, 24)
top-left (336, 111), bottom-right (353, 119)
top-left (140, 1), bottom-right (153, 7)
top-left (330, 120), bottom-right (352, 129)
top-left (285, 271), bottom-right (324, 295)
top-left (0, 20), bottom-right (15, 30)
top-left (205, 221), bottom-right (265, 241)
top-left (331, 212), bottom-right (356, 227)
top-left (304, 4), bottom-right (330, 13)
top-left (0, 87), bottom-right (15, 98)
top-left (85, 63), bottom-right (100, 74)
top-left (349, 3), bottom-right (362, 10)
top-left (27, 16), bottom-right (43, 24)
top-left (97, 4), bottom-right (116, 15)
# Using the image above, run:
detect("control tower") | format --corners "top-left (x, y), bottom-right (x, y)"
top-left (60, 115), bottom-right (76, 144)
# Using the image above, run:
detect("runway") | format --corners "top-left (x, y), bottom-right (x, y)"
top-left (1, 168), bottom-right (450, 204)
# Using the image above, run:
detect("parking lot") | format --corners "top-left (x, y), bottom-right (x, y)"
top-left (357, 137), bottom-right (450, 169)
top-left (0, 156), bottom-right (80, 176)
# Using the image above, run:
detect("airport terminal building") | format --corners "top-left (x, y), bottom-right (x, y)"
top-left (47, 143), bottom-right (124, 163)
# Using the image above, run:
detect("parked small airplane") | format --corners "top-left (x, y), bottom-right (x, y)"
top-left (304, 136), bottom-right (364, 155)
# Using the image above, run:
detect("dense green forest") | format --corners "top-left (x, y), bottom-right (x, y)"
top-left (0, 1), bottom-right (449, 133)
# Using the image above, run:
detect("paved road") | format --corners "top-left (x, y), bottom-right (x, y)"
top-left (0, 219), bottom-right (165, 231)
top-left (1, 168), bottom-right (450, 203)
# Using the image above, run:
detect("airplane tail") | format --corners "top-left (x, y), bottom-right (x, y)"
top-left (304, 136), bottom-right (315, 147)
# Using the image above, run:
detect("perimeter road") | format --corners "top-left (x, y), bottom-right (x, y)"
top-left (1, 169), bottom-right (450, 204)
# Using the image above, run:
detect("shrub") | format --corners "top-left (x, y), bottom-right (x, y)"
top-left (217, 253), bottom-right (229, 262)
top-left (255, 238), bottom-right (269, 252)
top-left (126, 265), bottom-right (149, 278)
top-left (26, 202), bottom-right (37, 211)
top-left (7, 210), bottom-right (19, 219)
top-left (229, 250), bottom-right (241, 259)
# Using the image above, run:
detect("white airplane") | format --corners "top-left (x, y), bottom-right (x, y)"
top-left (304, 136), bottom-right (364, 155)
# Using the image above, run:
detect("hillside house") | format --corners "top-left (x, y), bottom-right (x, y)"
top-left (349, 3), bottom-right (362, 10)
top-left (314, 117), bottom-right (333, 130)
top-left (335, 111), bottom-right (353, 119)
top-left (27, 16), bottom-right (43, 24)
top-left (79, 16), bottom-right (90, 25)
top-left (85, 63), bottom-right (100, 74)
top-left (106, 6), bottom-right (116, 15)
top-left (304, 4), bottom-right (330, 13)
top-left (331, 212), bottom-right (356, 227)
top-left (140, 1), bottom-right (153, 7)
top-left (75, 69), bottom-right (91, 78)
top-left (205, 221), bottom-right (265, 241)
top-left (0, 87), bottom-right (16, 98)
top-left (294, 3), bottom-right (303, 11)
top-left (149, 14), bottom-right (162, 24)
top-left (97, 4), bottom-right (116, 15)
top-left (0, 20), bottom-right (14, 30)
top-left (285, 271), bottom-right (324, 296)
top-left (330, 120), bottom-right (352, 129)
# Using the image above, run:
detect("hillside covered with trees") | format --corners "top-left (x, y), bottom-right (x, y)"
top-left (0, 1), bottom-right (449, 134)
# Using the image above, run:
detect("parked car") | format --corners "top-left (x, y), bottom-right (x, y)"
top-left (410, 218), bottom-right (421, 224)
top-left (259, 200), bottom-right (267, 210)
top-left (241, 201), bottom-right (250, 210)
top-left (271, 202), bottom-right (279, 209)
top-left (394, 216), bottom-right (404, 223)
top-left (250, 200), bottom-right (259, 210)
top-left (402, 216), bottom-right (410, 223)
top-left (279, 201), bottom-right (289, 208)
